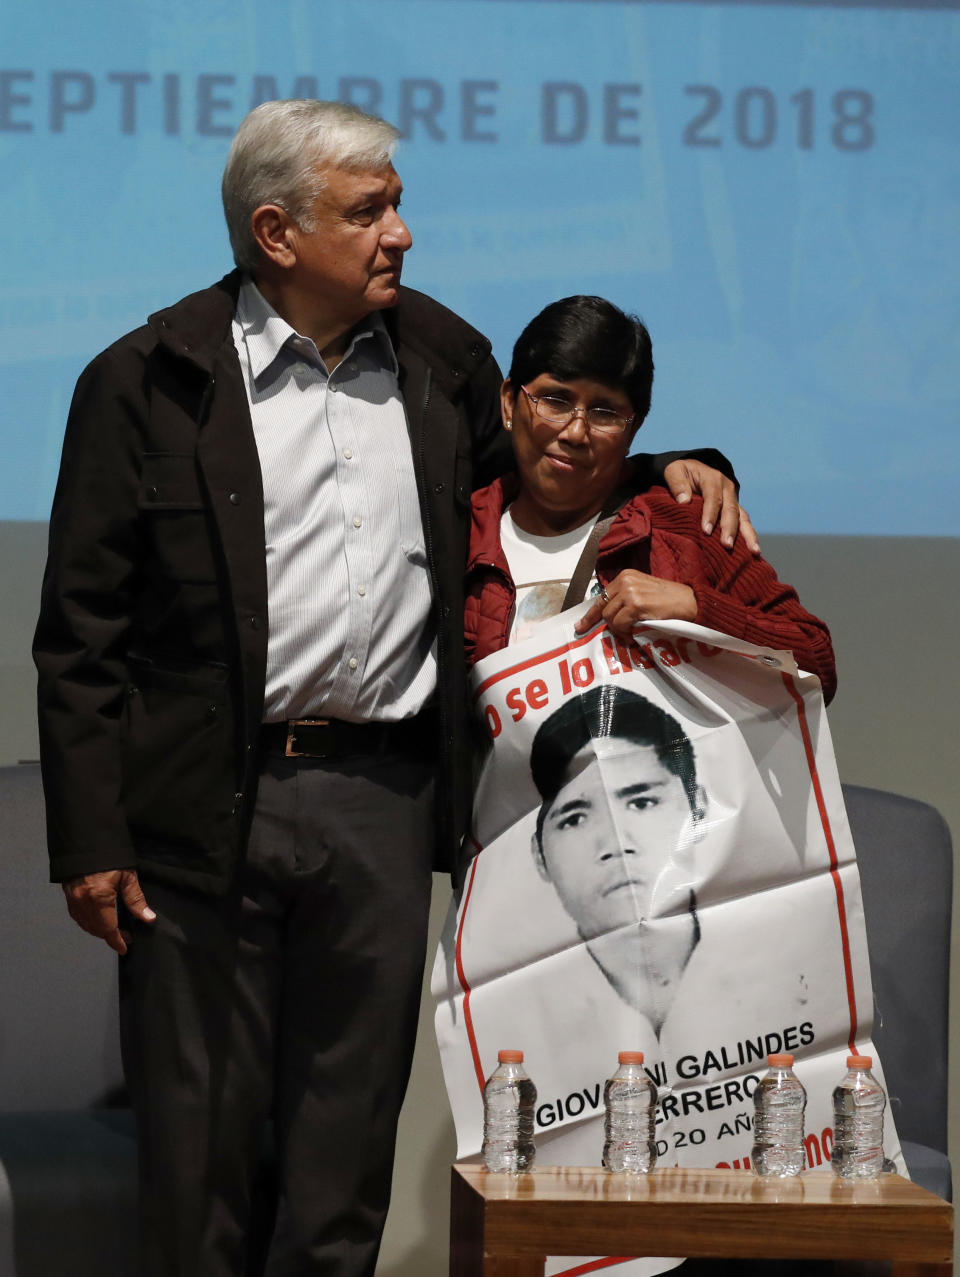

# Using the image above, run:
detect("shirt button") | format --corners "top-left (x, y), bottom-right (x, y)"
top-left (229, 492), bottom-right (241, 505)
top-left (357, 585), bottom-right (366, 597)
top-left (353, 515), bottom-right (362, 528)
top-left (348, 657), bottom-right (359, 671)
top-left (343, 449), bottom-right (353, 460)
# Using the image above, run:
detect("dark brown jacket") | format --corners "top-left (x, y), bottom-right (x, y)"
top-left (34, 272), bottom-right (509, 891)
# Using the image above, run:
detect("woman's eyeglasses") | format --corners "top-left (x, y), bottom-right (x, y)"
top-left (520, 386), bottom-right (635, 436)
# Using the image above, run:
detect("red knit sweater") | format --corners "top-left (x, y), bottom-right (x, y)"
top-left (464, 477), bottom-right (837, 703)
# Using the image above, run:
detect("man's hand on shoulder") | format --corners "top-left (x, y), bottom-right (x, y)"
top-left (663, 458), bottom-right (761, 554)
top-left (62, 869), bottom-right (156, 955)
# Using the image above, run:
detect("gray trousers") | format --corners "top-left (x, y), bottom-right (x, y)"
top-left (119, 744), bottom-right (437, 1277)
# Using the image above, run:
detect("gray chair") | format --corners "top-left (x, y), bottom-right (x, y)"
top-left (684, 784), bottom-right (952, 1277)
top-left (0, 763), bottom-right (136, 1277)
top-left (842, 782), bottom-right (952, 1201)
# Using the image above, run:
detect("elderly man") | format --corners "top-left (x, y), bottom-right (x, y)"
top-left (34, 100), bottom-right (743, 1276)
top-left (530, 684), bottom-right (706, 1037)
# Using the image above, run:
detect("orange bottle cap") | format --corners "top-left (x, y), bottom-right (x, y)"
top-left (618, 1051), bottom-right (645, 1064)
top-left (498, 1049), bottom-right (524, 1063)
top-left (846, 1054), bottom-right (872, 1068)
top-left (768, 1053), bottom-right (794, 1066)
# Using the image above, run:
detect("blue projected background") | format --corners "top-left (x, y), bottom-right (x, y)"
top-left (3, 0), bottom-right (958, 532)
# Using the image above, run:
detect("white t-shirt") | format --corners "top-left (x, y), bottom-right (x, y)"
top-left (500, 508), bottom-right (602, 646)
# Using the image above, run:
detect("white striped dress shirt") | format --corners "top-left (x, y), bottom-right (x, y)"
top-left (232, 278), bottom-right (437, 724)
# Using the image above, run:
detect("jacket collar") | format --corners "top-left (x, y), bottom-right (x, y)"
top-left (147, 271), bottom-right (242, 374)
top-left (468, 472), bottom-right (655, 574)
top-left (382, 285), bottom-right (492, 397)
top-left (233, 276), bottom-right (397, 383)
top-left (147, 271), bottom-right (492, 393)
top-left (467, 474), bottom-right (519, 575)
top-left (597, 480), bottom-right (652, 558)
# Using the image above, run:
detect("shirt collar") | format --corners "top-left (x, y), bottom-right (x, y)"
top-left (235, 276), bottom-right (397, 382)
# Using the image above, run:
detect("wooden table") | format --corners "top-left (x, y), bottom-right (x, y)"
top-left (450, 1163), bottom-right (953, 1277)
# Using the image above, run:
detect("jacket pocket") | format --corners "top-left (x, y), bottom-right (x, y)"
top-left (138, 452), bottom-right (218, 583)
top-left (120, 656), bottom-right (237, 874)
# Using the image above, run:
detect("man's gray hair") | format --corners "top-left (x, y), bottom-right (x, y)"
top-left (222, 99), bottom-right (400, 271)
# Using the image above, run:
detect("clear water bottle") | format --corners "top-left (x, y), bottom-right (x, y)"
top-left (752, 1053), bottom-right (806, 1176)
top-left (482, 1049), bottom-right (537, 1172)
top-left (602, 1051), bottom-right (658, 1174)
top-left (831, 1054), bottom-right (887, 1180)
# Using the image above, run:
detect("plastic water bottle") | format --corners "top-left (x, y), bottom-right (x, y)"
top-left (602, 1051), bottom-right (658, 1173)
top-left (752, 1053), bottom-right (807, 1176)
top-left (482, 1050), bottom-right (537, 1172)
top-left (831, 1054), bottom-right (887, 1180)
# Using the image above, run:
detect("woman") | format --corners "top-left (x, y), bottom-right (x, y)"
top-left (464, 295), bottom-right (836, 701)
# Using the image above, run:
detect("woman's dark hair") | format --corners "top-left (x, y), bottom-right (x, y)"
top-left (507, 295), bottom-right (654, 425)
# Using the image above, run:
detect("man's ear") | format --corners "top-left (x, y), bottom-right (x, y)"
top-left (530, 828), bottom-right (550, 882)
top-left (500, 379), bottom-right (517, 432)
top-left (675, 785), bottom-right (709, 855)
top-left (250, 204), bottom-right (297, 269)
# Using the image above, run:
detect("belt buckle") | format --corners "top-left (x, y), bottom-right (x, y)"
top-left (285, 718), bottom-right (330, 758)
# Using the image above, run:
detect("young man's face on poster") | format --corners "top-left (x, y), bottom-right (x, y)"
top-left (534, 739), bottom-right (704, 1030)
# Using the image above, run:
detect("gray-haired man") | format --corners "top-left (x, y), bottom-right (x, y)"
top-left (34, 100), bottom-right (742, 1275)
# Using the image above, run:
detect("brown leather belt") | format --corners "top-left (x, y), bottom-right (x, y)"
top-left (259, 709), bottom-right (437, 760)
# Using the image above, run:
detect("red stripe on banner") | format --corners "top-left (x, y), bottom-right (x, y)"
top-left (555, 1259), bottom-right (636, 1276)
top-left (781, 672), bottom-right (859, 1054)
top-left (472, 622), bottom-right (605, 701)
top-left (454, 854), bottom-right (487, 1093)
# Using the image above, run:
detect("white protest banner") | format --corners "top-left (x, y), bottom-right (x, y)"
top-left (432, 608), bottom-right (903, 1277)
